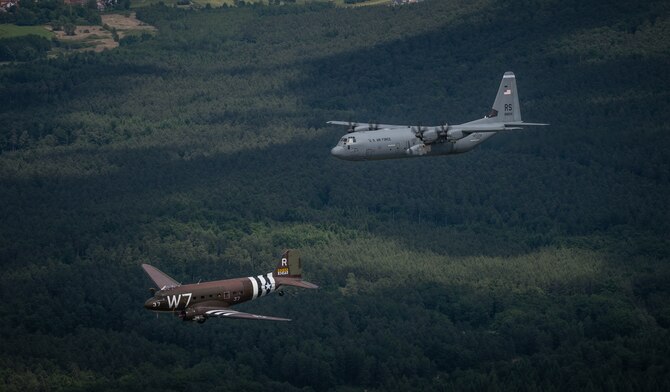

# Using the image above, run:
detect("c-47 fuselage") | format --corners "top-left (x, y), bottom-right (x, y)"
top-left (145, 273), bottom-right (277, 313)
top-left (142, 250), bottom-right (317, 323)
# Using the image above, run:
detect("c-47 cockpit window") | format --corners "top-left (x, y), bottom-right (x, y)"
top-left (347, 136), bottom-right (356, 144)
top-left (341, 138), bottom-right (347, 144)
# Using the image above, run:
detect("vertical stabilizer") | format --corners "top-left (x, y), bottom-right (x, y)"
top-left (485, 71), bottom-right (522, 123)
top-left (273, 249), bottom-right (302, 278)
top-left (272, 250), bottom-right (318, 289)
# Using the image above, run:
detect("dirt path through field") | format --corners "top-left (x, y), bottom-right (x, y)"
top-left (48, 12), bottom-right (156, 53)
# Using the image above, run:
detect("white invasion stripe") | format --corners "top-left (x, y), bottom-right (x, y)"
top-left (248, 276), bottom-right (258, 299)
top-left (205, 310), bottom-right (236, 316)
top-left (503, 74), bottom-right (515, 79)
top-left (267, 273), bottom-right (276, 293)
top-left (258, 275), bottom-right (267, 297)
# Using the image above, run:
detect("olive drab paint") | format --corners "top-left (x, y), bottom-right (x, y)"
top-left (142, 250), bottom-right (318, 323)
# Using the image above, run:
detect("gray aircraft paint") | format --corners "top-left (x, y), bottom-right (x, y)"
top-left (329, 72), bottom-right (547, 161)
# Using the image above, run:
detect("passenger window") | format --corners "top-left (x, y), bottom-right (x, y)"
top-left (223, 292), bottom-right (230, 299)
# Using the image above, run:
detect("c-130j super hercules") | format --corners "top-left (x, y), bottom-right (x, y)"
top-left (143, 250), bottom-right (317, 323)
top-left (329, 72), bottom-right (548, 161)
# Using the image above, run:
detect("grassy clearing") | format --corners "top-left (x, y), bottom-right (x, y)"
top-left (131, 0), bottom-right (181, 8)
top-left (0, 24), bottom-right (53, 39)
top-left (178, 222), bottom-right (612, 295)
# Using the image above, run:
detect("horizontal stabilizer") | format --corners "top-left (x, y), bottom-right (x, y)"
top-left (272, 250), bottom-right (318, 289)
top-left (276, 277), bottom-right (319, 289)
top-left (504, 122), bottom-right (550, 126)
top-left (142, 264), bottom-right (179, 290)
top-left (456, 124), bottom-right (509, 131)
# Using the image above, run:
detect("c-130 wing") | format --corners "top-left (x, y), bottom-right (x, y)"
top-left (327, 121), bottom-right (406, 130)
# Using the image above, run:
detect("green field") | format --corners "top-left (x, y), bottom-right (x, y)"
top-left (0, 24), bottom-right (53, 39)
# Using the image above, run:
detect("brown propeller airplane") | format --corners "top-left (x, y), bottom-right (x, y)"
top-left (142, 250), bottom-right (318, 323)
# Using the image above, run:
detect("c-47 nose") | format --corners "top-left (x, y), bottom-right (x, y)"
top-left (331, 146), bottom-right (344, 158)
top-left (144, 298), bottom-right (158, 309)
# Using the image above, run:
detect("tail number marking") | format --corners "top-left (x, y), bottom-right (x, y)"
top-left (504, 104), bottom-right (513, 112)
top-left (277, 267), bottom-right (289, 275)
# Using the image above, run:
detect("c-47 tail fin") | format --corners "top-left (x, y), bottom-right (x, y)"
top-left (273, 250), bottom-right (318, 289)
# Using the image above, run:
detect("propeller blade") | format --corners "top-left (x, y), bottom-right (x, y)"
top-left (347, 120), bottom-right (357, 133)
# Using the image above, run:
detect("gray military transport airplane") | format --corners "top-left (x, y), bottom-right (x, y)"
top-left (329, 72), bottom-right (548, 161)
top-left (142, 250), bottom-right (317, 323)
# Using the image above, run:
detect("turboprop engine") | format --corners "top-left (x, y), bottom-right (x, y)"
top-left (421, 128), bottom-right (440, 144)
top-left (413, 125), bottom-right (445, 144)
top-left (446, 129), bottom-right (465, 142)
top-left (406, 143), bottom-right (431, 156)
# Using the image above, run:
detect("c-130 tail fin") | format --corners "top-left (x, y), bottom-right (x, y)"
top-left (485, 71), bottom-right (522, 123)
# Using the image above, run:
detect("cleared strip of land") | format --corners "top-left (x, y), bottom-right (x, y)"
top-left (0, 24), bottom-right (53, 39)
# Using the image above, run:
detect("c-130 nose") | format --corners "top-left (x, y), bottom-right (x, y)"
top-left (331, 146), bottom-right (345, 158)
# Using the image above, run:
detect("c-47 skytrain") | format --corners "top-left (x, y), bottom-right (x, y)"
top-left (329, 72), bottom-right (548, 161)
top-left (142, 250), bottom-right (317, 323)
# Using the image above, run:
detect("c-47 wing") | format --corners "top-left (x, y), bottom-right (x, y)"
top-left (201, 307), bottom-right (291, 322)
top-left (327, 121), bottom-right (405, 130)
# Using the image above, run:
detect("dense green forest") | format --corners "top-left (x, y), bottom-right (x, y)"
top-left (0, 0), bottom-right (103, 27)
top-left (1, 0), bottom-right (669, 390)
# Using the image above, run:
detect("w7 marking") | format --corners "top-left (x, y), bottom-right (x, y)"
top-left (166, 293), bottom-right (192, 309)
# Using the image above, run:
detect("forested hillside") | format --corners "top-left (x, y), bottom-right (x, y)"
top-left (1, 0), bottom-right (669, 390)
